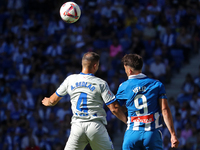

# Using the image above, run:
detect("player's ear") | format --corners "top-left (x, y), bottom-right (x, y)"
top-left (93, 63), bottom-right (97, 70)
top-left (130, 68), bottom-right (133, 74)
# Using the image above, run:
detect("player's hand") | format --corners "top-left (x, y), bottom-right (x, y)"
top-left (42, 97), bottom-right (52, 106)
top-left (171, 135), bottom-right (179, 148)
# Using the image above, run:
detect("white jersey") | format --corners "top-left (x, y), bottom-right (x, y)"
top-left (56, 73), bottom-right (115, 125)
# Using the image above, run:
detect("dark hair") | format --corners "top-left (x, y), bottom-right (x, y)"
top-left (82, 52), bottom-right (100, 69)
top-left (122, 54), bottom-right (143, 70)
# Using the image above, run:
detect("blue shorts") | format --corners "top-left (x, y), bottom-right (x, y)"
top-left (122, 130), bottom-right (163, 150)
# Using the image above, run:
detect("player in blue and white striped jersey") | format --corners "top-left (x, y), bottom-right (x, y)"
top-left (42, 52), bottom-right (127, 150)
top-left (115, 54), bottom-right (179, 150)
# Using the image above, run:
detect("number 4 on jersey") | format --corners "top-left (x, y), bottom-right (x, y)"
top-left (76, 93), bottom-right (88, 113)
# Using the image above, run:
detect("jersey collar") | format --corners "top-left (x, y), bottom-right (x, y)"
top-left (128, 73), bottom-right (147, 79)
top-left (80, 72), bottom-right (94, 76)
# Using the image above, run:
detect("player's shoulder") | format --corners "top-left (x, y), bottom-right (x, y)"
top-left (146, 76), bottom-right (164, 86)
top-left (119, 80), bottom-right (130, 89)
top-left (92, 76), bottom-right (107, 85)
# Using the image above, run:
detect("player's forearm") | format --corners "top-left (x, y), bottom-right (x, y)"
top-left (42, 93), bottom-right (62, 106)
top-left (49, 93), bottom-right (62, 106)
top-left (111, 108), bottom-right (127, 124)
top-left (48, 98), bottom-right (57, 106)
top-left (162, 107), bottom-right (176, 136)
top-left (107, 101), bottom-right (128, 124)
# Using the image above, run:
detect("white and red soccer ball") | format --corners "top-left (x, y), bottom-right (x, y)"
top-left (60, 2), bottom-right (81, 23)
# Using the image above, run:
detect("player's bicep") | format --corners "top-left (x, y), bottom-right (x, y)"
top-left (158, 83), bottom-right (167, 99)
top-left (100, 82), bottom-right (115, 104)
top-left (56, 79), bottom-right (68, 97)
top-left (159, 98), bottom-right (169, 111)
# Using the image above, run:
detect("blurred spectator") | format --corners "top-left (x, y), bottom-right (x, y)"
top-left (109, 10), bottom-right (124, 32)
top-left (176, 26), bottom-right (192, 64)
top-left (56, 102), bottom-right (71, 122)
top-left (174, 113), bottom-right (184, 132)
top-left (100, 1), bottom-right (115, 18)
top-left (18, 84), bottom-right (34, 112)
top-left (181, 122), bottom-right (193, 141)
top-left (195, 133), bottom-right (200, 150)
top-left (38, 133), bottom-right (51, 150)
top-left (168, 97), bottom-right (176, 119)
top-left (143, 22), bottom-right (156, 40)
top-left (109, 37), bottom-right (123, 58)
top-left (21, 129), bottom-right (39, 150)
top-left (129, 36), bottom-right (145, 55)
top-left (12, 44), bottom-right (28, 65)
top-left (176, 128), bottom-right (186, 150)
top-left (194, 65), bottom-right (200, 88)
top-left (147, 0), bottom-right (161, 21)
top-left (1, 86), bottom-right (12, 104)
top-left (160, 26), bottom-right (176, 48)
top-left (190, 114), bottom-right (200, 130)
top-left (131, 1), bottom-right (144, 18)
top-left (32, 120), bottom-right (48, 138)
top-left (189, 93), bottom-right (200, 115)
top-left (98, 17), bottom-right (115, 46)
top-left (177, 73), bottom-right (194, 103)
top-left (46, 42), bottom-right (62, 57)
top-left (124, 9), bottom-right (138, 28)
top-left (18, 58), bottom-right (32, 81)
top-left (149, 55), bottom-right (166, 83)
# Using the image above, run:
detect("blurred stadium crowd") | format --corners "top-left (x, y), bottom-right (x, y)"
top-left (0, 0), bottom-right (200, 149)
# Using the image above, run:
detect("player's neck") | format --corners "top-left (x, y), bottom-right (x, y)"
top-left (129, 71), bottom-right (141, 76)
top-left (82, 69), bottom-right (95, 75)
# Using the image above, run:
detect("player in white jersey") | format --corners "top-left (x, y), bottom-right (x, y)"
top-left (42, 52), bottom-right (127, 150)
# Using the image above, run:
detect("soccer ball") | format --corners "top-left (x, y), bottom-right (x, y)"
top-left (60, 2), bottom-right (81, 23)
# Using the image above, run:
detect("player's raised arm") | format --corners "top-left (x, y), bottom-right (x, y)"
top-left (107, 101), bottom-right (127, 124)
top-left (159, 98), bottom-right (179, 148)
top-left (42, 93), bottom-right (62, 106)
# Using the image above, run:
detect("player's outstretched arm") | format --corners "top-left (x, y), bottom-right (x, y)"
top-left (107, 101), bottom-right (127, 124)
top-left (42, 93), bottom-right (62, 106)
top-left (159, 98), bottom-right (179, 148)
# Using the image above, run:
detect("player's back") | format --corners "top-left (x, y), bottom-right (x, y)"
top-left (120, 75), bottom-right (166, 131)
top-left (57, 73), bottom-right (115, 125)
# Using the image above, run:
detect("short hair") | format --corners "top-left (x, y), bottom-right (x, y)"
top-left (82, 52), bottom-right (100, 69)
top-left (122, 54), bottom-right (143, 70)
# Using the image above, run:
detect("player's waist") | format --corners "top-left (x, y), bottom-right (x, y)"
top-left (71, 114), bottom-right (107, 125)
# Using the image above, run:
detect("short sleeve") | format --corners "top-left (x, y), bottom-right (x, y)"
top-left (56, 78), bottom-right (68, 97)
top-left (100, 82), bottom-right (116, 105)
top-left (158, 82), bottom-right (167, 99)
top-left (115, 83), bottom-right (128, 106)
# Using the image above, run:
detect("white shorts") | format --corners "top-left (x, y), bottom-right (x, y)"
top-left (64, 121), bottom-right (114, 150)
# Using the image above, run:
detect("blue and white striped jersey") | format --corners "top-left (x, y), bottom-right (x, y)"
top-left (116, 73), bottom-right (167, 131)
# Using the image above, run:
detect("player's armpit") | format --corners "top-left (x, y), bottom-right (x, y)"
top-left (121, 105), bottom-right (127, 113)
